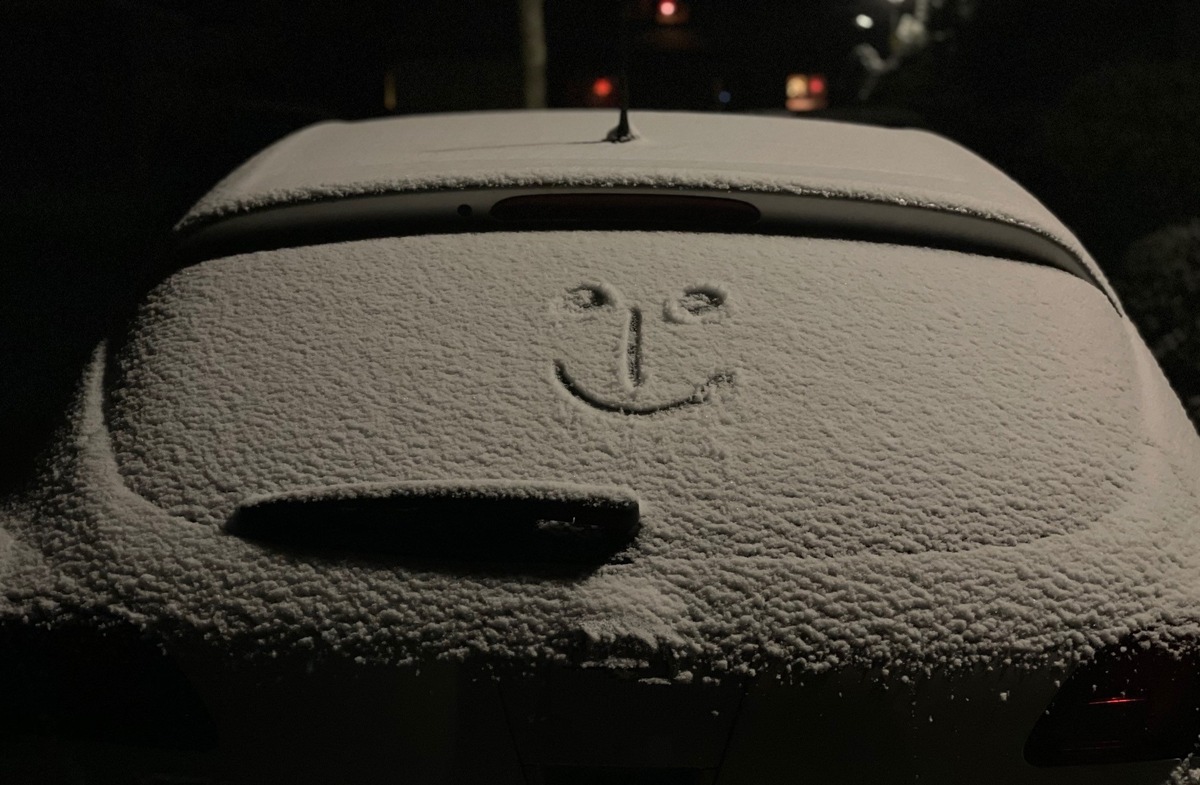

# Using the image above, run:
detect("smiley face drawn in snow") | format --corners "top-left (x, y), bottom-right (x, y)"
top-left (553, 282), bottom-right (735, 414)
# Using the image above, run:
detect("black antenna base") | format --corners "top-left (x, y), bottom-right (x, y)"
top-left (605, 108), bottom-right (636, 143)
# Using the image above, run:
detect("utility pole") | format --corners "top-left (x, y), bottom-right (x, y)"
top-left (518, 0), bottom-right (547, 108)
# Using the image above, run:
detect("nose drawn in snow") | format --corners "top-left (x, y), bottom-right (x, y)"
top-left (554, 282), bottom-right (735, 415)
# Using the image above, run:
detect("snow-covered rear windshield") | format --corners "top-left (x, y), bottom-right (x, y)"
top-left (109, 230), bottom-right (1134, 549)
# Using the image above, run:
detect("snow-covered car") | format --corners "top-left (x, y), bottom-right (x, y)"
top-left (2, 110), bottom-right (1200, 784)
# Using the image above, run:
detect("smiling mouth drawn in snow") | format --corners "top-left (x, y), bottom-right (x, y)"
top-left (554, 283), bottom-right (735, 415)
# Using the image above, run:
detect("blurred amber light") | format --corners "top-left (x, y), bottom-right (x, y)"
top-left (785, 73), bottom-right (828, 112)
top-left (786, 75), bottom-right (808, 99)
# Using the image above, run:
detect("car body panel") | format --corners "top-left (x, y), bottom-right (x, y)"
top-left (3, 111), bottom-right (1200, 783)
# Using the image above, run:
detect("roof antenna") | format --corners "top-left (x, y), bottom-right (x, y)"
top-left (606, 3), bottom-right (636, 143)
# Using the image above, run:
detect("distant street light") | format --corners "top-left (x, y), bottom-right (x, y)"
top-left (785, 73), bottom-right (828, 112)
top-left (855, 14), bottom-right (875, 29)
top-left (592, 77), bottom-right (615, 99)
top-left (786, 75), bottom-right (809, 99)
top-left (656, 0), bottom-right (688, 24)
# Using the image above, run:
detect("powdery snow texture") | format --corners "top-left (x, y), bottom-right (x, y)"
top-left (180, 110), bottom-right (1116, 305)
top-left (2, 113), bottom-right (1199, 682)
top-left (4, 229), bottom-right (1199, 679)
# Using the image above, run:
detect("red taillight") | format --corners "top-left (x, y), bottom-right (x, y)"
top-left (592, 77), bottom-right (614, 98)
top-left (1025, 643), bottom-right (1200, 766)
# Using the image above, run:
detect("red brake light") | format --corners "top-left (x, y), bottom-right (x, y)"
top-left (490, 193), bottom-right (760, 227)
top-left (1025, 643), bottom-right (1200, 766)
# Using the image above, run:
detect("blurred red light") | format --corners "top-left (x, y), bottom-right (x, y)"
top-left (659, 0), bottom-right (677, 16)
top-left (592, 77), bottom-right (614, 98)
top-left (809, 75), bottom-right (827, 95)
top-left (1025, 643), bottom-right (1200, 767)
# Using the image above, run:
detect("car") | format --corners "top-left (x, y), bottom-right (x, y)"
top-left (2, 109), bottom-right (1199, 784)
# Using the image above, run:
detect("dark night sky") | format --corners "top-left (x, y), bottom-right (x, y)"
top-left (2, 0), bottom-right (1198, 485)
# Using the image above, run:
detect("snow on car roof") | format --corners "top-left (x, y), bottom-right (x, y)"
top-left (180, 110), bottom-right (1116, 304)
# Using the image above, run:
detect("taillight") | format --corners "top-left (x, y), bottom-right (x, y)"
top-left (1025, 642), bottom-right (1200, 766)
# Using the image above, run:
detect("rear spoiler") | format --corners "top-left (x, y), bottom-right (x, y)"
top-left (170, 187), bottom-right (1116, 310)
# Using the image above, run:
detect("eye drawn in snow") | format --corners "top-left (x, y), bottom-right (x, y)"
top-left (554, 283), bottom-right (735, 415)
top-left (662, 284), bottom-right (729, 325)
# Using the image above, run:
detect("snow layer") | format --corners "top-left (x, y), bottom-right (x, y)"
top-left (178, 111), bottom-right (1117, 306)
top-left (4, 230), bottom-right (1199, 679)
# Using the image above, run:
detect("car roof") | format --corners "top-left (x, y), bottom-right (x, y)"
top-left (179, 110), bottom-right (1117, 306)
